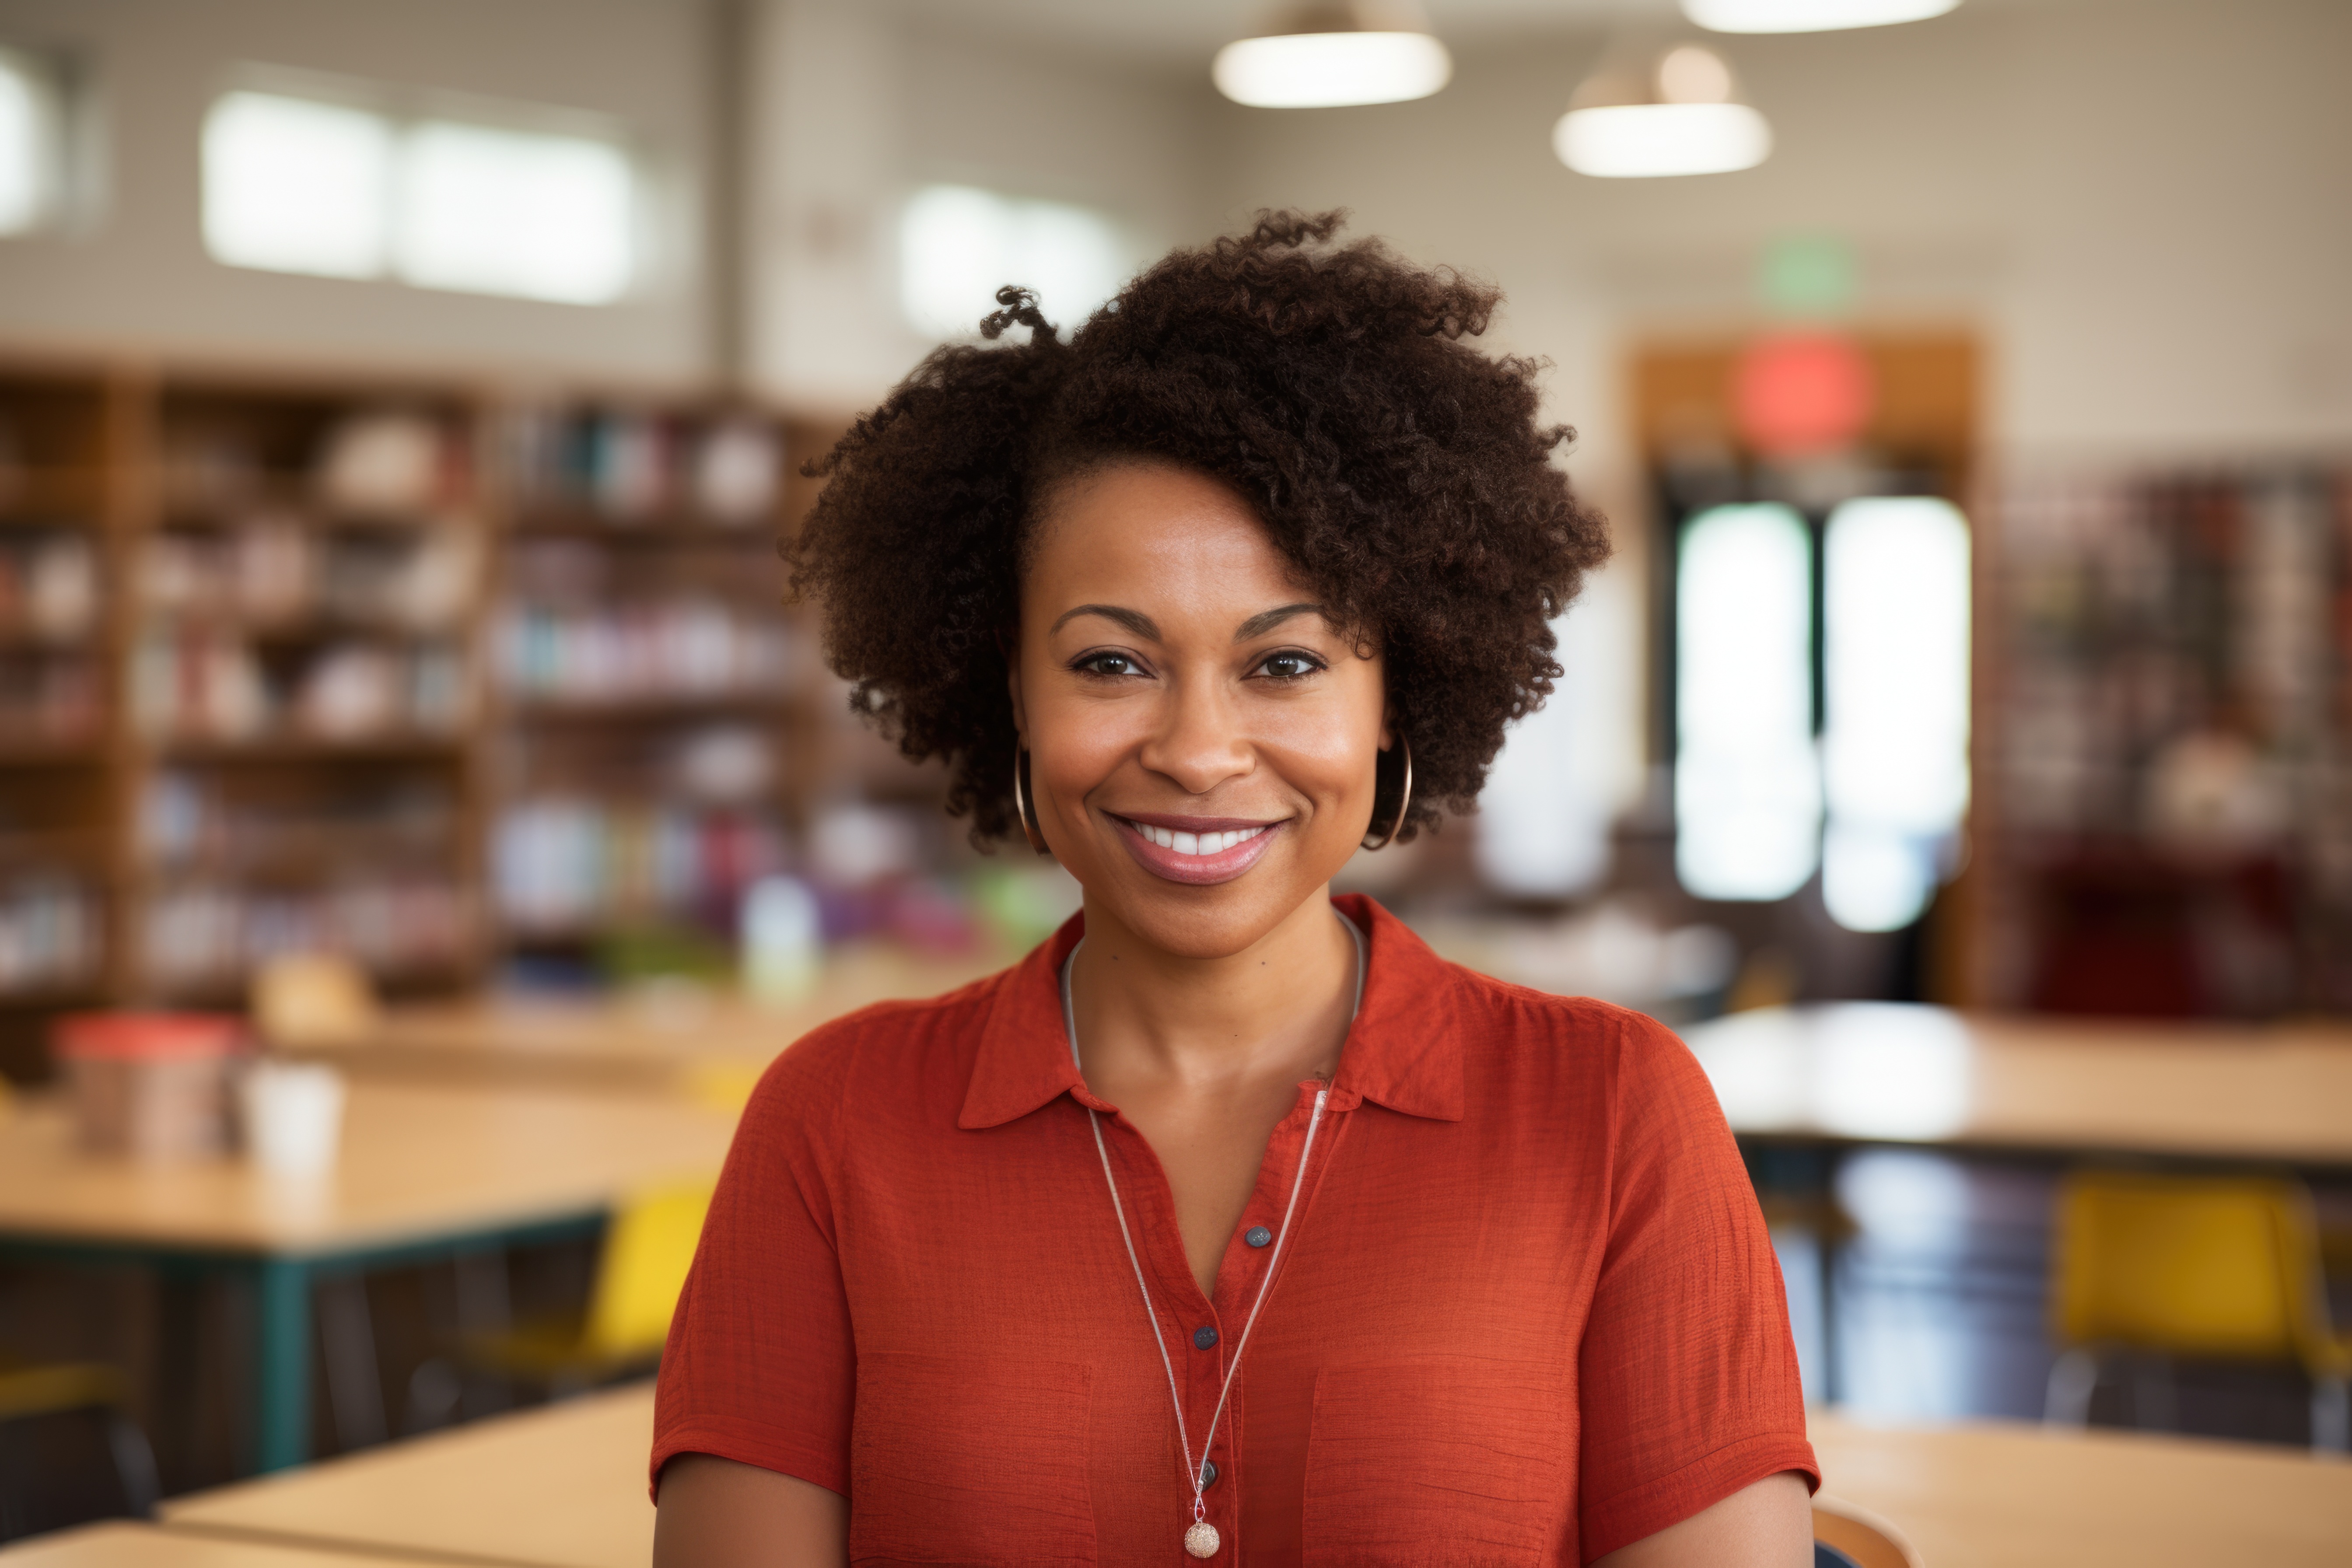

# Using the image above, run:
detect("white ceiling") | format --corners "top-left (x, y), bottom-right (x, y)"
top-left (891, 0), bottom-right (1677, 65)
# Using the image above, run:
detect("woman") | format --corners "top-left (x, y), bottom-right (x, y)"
top-left (653, 212), bottom-right (1816, 1567)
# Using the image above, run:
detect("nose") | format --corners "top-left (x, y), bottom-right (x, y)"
top-left (1138, 673), bottom-right (1253, 798)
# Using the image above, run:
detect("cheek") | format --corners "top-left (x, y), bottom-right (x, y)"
top-left (1026, 687), bottom-right (1141, 799)
top-left (1255, 674), bottom-right (1386, 807)
top-left (1258, 706), bottom-right (1379, 797)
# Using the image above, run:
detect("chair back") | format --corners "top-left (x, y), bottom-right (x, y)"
top-left (2051, 1170), bottom-right (2342, 1372)
top-left (580, 1180), bottom-right (717, 1361)
top-left (252, 953), bottom-right (379, 1050)
top-left (1813, 1498), bottom-right (1921, 1568)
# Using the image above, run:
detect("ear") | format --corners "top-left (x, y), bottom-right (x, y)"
top-left (1378, 700), bottom-right (1394, 754)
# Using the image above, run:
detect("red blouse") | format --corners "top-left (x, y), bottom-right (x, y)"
top-left (654, 895), bottom-right (1816, 1564)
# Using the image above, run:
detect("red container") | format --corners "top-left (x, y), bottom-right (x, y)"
top-left (52, 1013), bottom-right (248, 1160)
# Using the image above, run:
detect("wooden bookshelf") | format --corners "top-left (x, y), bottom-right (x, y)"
top-left (0, 360), bottom-right (830, 1078)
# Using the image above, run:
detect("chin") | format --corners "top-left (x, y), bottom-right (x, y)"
top-left (1079, 851), bottom-right (1331, 961)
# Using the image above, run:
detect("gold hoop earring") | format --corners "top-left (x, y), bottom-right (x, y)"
top-left (1360, 733), bottom-right (1414, 851)
top-left (1012, 742), bottom-right (1052, 856)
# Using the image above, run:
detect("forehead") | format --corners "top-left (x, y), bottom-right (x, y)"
top-left (1028, 462), bottom-right (1302, 603)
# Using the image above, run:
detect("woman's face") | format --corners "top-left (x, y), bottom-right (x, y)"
top-left (1012, 461), bottom-right (1388, 960)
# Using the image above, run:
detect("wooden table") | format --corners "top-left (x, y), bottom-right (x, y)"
top-left (0, 1522), bottom-right (407, 1565)
top-left (1685, 1003), bottom-right (2352, 1165)
top-left (1810, 1410), bottom-right (2352, 1566)
top-left (325, 945), bottom-right (1003, 1092)
top-left (0, 1081), bottom-right (733, 1476)
top-left (161, 1381), bottom-right (654, 1568)
top-left (148, 1383), bottom-right (2352, 1568)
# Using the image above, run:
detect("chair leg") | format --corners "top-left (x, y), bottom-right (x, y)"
top-left (2045, 1347), bottom-right (2099, 1426)
top-left (2129, 1353), bottom-right (2177, 1433)
top-left (318, 1275), bottom-right (387, 1453)
top-left (2313, 1376), bottom-right (2350, 1455)
top-left (105, 1413), bottom-right (160, 1517)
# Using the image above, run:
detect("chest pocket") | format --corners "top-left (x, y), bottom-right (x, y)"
top-left (1302, 1356), bottom-right (1570, 1567)
top-left (850, 1352), bottom-right (1098, 1566)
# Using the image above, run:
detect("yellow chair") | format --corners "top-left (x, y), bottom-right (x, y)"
top-left (465, 1180), bottom-right (716, 1394)
top-left (2044, 1170), bottom-right (2350, 1451)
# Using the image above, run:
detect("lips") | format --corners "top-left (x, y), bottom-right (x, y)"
top-left (1110, 813), bottom-right (1283, 886)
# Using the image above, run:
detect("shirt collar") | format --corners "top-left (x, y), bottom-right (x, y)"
top-left (957, 893), bottom-right (1464, 1131)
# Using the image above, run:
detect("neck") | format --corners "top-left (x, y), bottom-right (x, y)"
top-left (1070, 889), bottom-right (1357, 1092)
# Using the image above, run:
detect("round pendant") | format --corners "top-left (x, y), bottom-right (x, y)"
top-left (1183, 1520), bottom-right (1221, 1558)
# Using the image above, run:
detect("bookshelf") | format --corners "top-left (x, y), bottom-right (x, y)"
top-left (0, 358), bottom-right (825, 1078)
top-left (1977, 463), bottom-right (2352, 1016)
top-left (485, 396), bottom-right (802, 987)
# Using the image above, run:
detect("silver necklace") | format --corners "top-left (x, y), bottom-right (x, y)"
top-left (1062, 911), bottom-right (1364, 1560)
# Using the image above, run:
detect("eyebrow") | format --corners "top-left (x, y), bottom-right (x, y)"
top-left (1234, 602), bottom-right (1327, 640)
top-left (1050, 603), bottom-right (1161, 640)
top-left (1047, 600), bottom-right (1330, 643)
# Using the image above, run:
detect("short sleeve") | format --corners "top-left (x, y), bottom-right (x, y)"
top-left (651, 1036), bottom-right (855, 1500)
top-left (1575, 1012), bottom-right (1818, 1562)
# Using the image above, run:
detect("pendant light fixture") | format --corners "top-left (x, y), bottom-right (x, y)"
top-left (1554, 41), bottom-right (1770, 179)
top-left (1683, 0), bottom-right (1960, 32)
top-left (1213, 1), bottom-right (1453, 109)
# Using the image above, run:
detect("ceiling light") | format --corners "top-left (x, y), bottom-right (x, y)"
top-left (1683, 0), bottom-right (1960, 33)
top-left (1554, 42), bottom-right (1770, 179)
top-left (1214, 2), bottom-right (1452, 109)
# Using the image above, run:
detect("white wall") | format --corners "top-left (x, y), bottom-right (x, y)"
top-left (746, 0), bottom-right (1218, 414)
top-left (0, 0), bottom-right (714, 381)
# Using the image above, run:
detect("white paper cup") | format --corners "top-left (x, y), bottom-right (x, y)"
top-left (240, 1061), bottom-right (347, 1177)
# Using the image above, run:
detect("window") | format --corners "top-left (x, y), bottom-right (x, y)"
top-left (201, 85), bottom-right (638, 304)
top-left (1476, 564), bottom-right (1644, 897)
top-left (900, 185), bottom-right (1130, 340)
top-left (203, 92), bottom-right (392, 279)
top-left (1822, 497), bottom-right (1970, 931)
top-left (1673, 495), bottom-right (1971, 928)
top-left (1675, 504), bottom-right (1821, 901)
top-left (0, 45), bottom-right (66, 235)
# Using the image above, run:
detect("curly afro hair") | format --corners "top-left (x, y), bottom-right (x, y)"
top-left (788, 210), bottom-right (1611, 847)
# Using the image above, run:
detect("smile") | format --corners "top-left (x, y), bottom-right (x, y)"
top-left (1131, 822), bottom-right (1266, 856)
top-left (1110, 814), bottom-right (1283, 886)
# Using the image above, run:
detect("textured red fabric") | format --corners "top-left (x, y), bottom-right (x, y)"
top-left (654, 895), bottom-right (1816, 1565)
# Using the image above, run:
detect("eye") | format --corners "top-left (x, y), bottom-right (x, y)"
top-left (1253, 650), bottom-right (1325, 682)
top-left (1072, 651), bottom-right (1144, 679)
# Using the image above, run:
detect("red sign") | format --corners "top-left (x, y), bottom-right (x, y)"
top-left (1735, 332), bottom-right (1875, 456)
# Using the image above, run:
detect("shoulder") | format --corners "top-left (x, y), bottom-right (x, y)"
top-left (737, 966), bottom-right (1012, 1143)
top-left (1443, 962), bottom-right (1721, 1121)
top-left (1443, 960), bottom-right (1688, 1065)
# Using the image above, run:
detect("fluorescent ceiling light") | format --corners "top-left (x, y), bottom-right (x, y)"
top-left (1555, 102), bottom-right (1771, 178)
top-left (1214, 31), bottom-right (1452, 108)
top-left (1684, 0), bottom-right (1960, 33)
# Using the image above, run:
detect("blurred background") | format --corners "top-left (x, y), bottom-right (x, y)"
top-left (0, 0), bottom-right (2347, 1552)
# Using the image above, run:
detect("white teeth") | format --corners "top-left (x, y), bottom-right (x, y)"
top-left (1133, 822), bottom-right (1268, 856)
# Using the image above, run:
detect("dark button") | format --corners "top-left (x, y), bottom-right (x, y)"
top-left (1201, 1460), bottom-right (1219, 1488)
top-left (1193, 1326), bottom-right (1218, 1350)
top-left (1245, 1226), bottom-right (1273, 1248)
